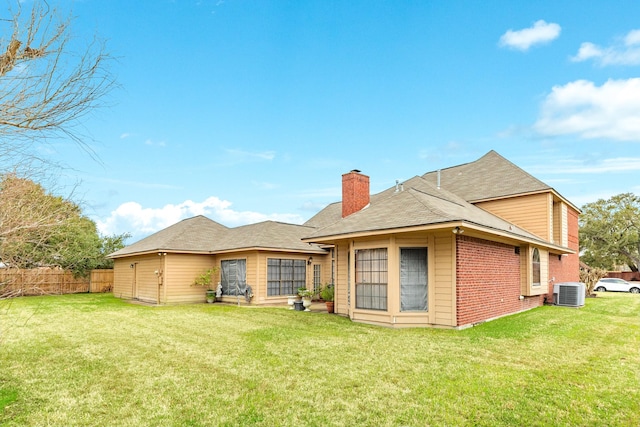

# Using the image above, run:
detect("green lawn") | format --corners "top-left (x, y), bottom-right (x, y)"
top-left (0, 293), bottom-right (639, 426)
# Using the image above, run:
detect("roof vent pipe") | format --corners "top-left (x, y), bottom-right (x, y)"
top-left (437, 169), bottom-right (441, 189)
top-left (395, 180), bottom-right (400, 193)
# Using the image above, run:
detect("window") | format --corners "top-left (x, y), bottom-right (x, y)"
top-left (267, 258), bottom-right (306, 296)
top-left (355, 248), bottom-right (387, 310)
top-left (400, 248), bottom-right (428, 311)
top-left (221, 259), bottom-right (247, 296)
top-left (532, 248), bottom-right (541, 286)
top-left (313, 264), bottom-right (322, 295)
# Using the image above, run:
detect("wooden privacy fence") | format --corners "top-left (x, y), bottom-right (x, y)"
top-left (89, 269), bottom-right (114, 293)
top-left (0, 268), bottom-right (114, 298)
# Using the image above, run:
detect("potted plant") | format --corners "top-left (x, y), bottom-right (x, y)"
top-left (287, 295), bottom-right (297, 309)
top-left (298, 287), bottom-right (314, 311)
top-left (193, 267), bottom-right (219, 303)
top-left (320, 283), bottom-right (334, 313)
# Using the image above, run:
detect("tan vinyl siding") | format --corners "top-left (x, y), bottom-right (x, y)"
top-left (112, 254), bottom-right (163, 303)
top-left (164, 254), bottom-right (216, 304)
top-left (540, 249), bottom-right (549, 293)
top-left (521, 246), bottom-right (549, 296)
top-left (476, 193), bottom-right (551, 240)
top-left (324, 231), bottom-right (458, 327)
top-left (520, 246), bottom-right (528, 295)
top-left (335, 242), bottom-right (349, 315)
top-left (548, 194), bottom-right (554, 241)
top-left (114, 250), bottom-right (331, 306)
top-left (246, 251), bottom-right (258, 298)
top-left (561, 203), bottom-right (568, 247)
top-left (113, 258), bottom-right (134, 299)
top-left (433, 232), bottom-right (455, 326)
top-left (552, 199), bottom-right (570, 248)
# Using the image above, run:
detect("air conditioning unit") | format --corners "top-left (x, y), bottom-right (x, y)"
top-left (553, 282), bottom-right (585, 307)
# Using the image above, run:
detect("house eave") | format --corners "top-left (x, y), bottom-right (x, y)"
top-left (207, 246), bottom-right (328, 255)
top-left (302, 221), bottom-right (575, 254)
top-left (109, 246), bottom-right (329, 259)
top-left (108, 249), bottom-right (212, 259)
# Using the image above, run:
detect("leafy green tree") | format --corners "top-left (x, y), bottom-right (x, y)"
top-left (580, 193), bottom-right (640, 272)
top-left (0, 174), bottom-right (129, 277)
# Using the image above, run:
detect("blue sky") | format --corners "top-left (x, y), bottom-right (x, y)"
top-left (40, 0), bottom-right (640, 242)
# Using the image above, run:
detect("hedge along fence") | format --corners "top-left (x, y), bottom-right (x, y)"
top-left (0, 268), bottom-right (114, 299)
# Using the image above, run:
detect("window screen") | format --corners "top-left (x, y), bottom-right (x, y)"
top-left (355, 248), bottom-right (387, 310)
top-left (267, 259), bottom-right (306, 296)
top-left (400, 248), bottom-right (428, 311)
top-left (221, 259), bottom-right (247, 296)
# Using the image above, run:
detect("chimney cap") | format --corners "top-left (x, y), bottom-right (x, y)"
top-left (350, 169), bottom-right (361, 173)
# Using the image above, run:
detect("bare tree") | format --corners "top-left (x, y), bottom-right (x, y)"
top-left (579, 266), bottom-right (607, 297)
top-left (0, 173), bottom-right (74, 261)
top-left (0, 1), bottom-right (115, 167)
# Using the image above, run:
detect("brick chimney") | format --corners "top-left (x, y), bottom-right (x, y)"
top-left (342, 170), bottom-right (370, 218)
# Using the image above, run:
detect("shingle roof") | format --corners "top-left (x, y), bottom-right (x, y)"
top-left (304, 176), bottom-right (541, 241)
top-left (302, 151), bottom-right (555, 232)
top-left (304, 202), bottom-right (342, 229)
top-left (113, 151), bottom-right (572, 258)
top-left (109, 216), bottom-right (229, 257)
top-left (109, 216), bottom-right (326, 258)
top-left (209, 221), bottom-right (327, 253)
top-left (421, 150), bottom-right (551, 202)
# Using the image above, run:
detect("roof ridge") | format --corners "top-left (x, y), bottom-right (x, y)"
top-left (408, 186), bottom-right (467, 209)
top-left (403, 189), bottom-right (455, 219)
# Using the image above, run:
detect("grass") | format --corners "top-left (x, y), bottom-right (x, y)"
top-left (0, 293), bottom-right (639, 426)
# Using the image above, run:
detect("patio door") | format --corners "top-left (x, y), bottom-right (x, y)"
top-left (400, 248), bottom-right (428, 311)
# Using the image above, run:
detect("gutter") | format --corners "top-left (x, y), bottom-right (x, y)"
top-left (302, 220), bottom-right (574, 255)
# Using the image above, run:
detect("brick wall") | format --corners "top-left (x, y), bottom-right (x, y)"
top-left (342, 171), bottom-right (370, 218)
top-left (456, 235), bottom-right (541, 327)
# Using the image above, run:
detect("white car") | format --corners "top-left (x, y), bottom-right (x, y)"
top-left (594, 278), bottom-right (640, 294)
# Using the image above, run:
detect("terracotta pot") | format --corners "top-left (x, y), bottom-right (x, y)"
top-left (325, 301), bottom-right (334, 313)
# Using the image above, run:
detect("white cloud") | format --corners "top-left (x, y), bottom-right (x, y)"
top-left (534, 78), bottom-right (640, 141)
top-left (571, 29), bottom-right (640, 65)
top-left (625, 29), bottom-right (640, 46)
top-left (96, 197), bottom-right (304, 239)
top-left (499, 20), bottom-right (561, 51)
